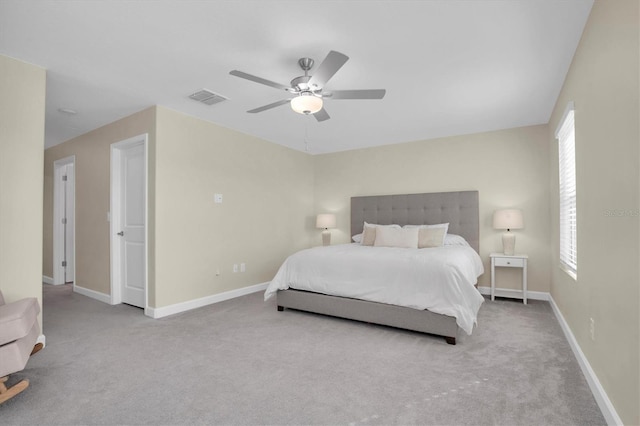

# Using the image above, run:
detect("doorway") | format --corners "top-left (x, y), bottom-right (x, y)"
top-left (110, 134), bottom-right (148, 311)
top-left (53, 156), bottom-right (75, 286)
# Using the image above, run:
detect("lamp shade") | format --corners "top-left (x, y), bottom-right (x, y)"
top-left (291, 93), bottom-right (323, 115)
top-left (493, 209), bottom-right (524, 230)
top-left (316, 213), bottom-right (336, 229)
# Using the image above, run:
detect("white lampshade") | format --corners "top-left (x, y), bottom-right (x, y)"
top-left (316, 213), bottom-right (336, 229)
top-left (291, 93), bottom-right (323, 115)
top-left (493, 209), bottom-right (524, 230)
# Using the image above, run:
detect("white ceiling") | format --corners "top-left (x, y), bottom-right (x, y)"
top-left (0, 0), bottom-right (593, 154)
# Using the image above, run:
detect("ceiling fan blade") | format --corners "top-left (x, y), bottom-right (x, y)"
top-left (314, 108), bottom-right (330, 122)
top-left (229, 70), bottom-right (290, 91)
top-left (326, 89), bottom-right (386, 100)
top-left (308, 51), bottom-right (349, 89)
top-left (247, 99), bottom-right (291, 113)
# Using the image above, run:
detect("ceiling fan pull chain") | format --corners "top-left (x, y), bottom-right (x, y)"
top-left (304, 118), bottom-right (310, 152)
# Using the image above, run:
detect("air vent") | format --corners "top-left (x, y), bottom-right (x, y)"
top-left (188, 89), bottom-right (227, 106)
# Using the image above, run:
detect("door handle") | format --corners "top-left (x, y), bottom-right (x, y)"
top-left (117, 231), bottom-right (124, 236)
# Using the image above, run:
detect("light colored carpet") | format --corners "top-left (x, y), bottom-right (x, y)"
top-left (0, 283), bottom-right (604, 425)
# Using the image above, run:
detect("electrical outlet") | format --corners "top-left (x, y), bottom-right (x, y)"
top-left (215, 269), bottom-right (220, 277)
top-left (240, 263), bottom-right (246, 272)
top-left (589, 318), bottom-right (595, 341)
top-left (233, 264), bottom-right (238, 273)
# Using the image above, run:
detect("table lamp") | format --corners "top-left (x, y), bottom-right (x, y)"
top-left (493, 209), bottom-right (524, 255)
top-left (316, 214), bottom-right (336, 246)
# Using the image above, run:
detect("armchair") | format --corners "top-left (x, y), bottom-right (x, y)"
top-left (0, 290), bottom-right (42, 404)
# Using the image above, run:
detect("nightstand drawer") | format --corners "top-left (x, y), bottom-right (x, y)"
top-left (494, 257), bottom-right (525, 268)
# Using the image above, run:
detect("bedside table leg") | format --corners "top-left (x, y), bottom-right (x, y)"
top-left (490, 258), bottom-right (495, 301)
top-left (523, 260), bottom-right (528, 305)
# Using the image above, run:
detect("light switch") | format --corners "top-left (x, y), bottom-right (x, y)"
top-left (214, 193), bottom-right (223, 204)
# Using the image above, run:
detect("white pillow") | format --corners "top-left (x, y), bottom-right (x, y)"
top-left (373, 226), bottom-right (419, 249)
top-left (352, 233), bottom-right (363, 243)
top-left (365, 221), bottom-right (400, 229)
top-left (403, 223), bottom-right (449, 248)
top-left (361, 222), bottom-right (401, 246)
top-left (403, 223), bottom-right (449, 230)
top-left (444, 233), bottom-right (470, 247)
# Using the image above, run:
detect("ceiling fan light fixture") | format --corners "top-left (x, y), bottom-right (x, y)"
top-left (291, 93), bottom-right (323, 115)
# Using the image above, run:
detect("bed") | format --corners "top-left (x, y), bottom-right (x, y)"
top-left (265, 190), bottom-right (484, 344)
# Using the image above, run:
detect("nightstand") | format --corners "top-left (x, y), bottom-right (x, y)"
top-left (490, 253), bottom-right (528, 304)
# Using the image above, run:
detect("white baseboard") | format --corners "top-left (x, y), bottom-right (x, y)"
top-left (147, 282), bottom-right (270, 319)
top-left (477, 286), bottom-right (549, 301)
top-left (73, 285), bottom-right (112, 304)
top-left (42, 275), bottom-right (55, 285)
top-left (549, 295), bottom-right (622, 426)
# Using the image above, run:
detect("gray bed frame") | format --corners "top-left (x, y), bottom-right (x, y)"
top-left (276, 190), bottom-right (480, 345)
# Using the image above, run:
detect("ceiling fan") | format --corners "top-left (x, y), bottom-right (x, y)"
top-left (229, 51), bottom-right (386, 122)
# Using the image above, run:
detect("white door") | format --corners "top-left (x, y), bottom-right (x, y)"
top-left (53, 156), bottom-right (75, 286)
top-left (64, 163), bottom-right (75, 283)
top-left (112, 137), bottom-right (147, 308)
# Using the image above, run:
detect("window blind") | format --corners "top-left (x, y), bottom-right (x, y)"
top-left (556, 102), bottom-right (577, 276)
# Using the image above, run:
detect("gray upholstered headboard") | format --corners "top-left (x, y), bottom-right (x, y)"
top-left (351, 191), bottom-right (480, 253)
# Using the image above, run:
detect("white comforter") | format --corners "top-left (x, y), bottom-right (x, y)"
top-left (265, 244), bottom-right (485, 335)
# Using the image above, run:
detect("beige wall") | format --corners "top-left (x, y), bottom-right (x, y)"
top-left (548, 1), bottom-right (639, 424)
top-left (43, 106), bottom-right (315, 309)
top-left (314, 125), bottom-right (551, 292)
top-left (0, 55), bottom-right (46, 326)
top-left (43, 107), bottom-right (156, 296)
top-left (153, 107), bottom-right (314, 308)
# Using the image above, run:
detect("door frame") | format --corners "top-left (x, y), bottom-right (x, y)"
top-left (53, 155), bottom-right (76, 286)
top-left (110, 134), bottom-right (149, 312)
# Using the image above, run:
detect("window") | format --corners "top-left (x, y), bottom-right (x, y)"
top-left (556, 101), bottom-right (577, 278)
